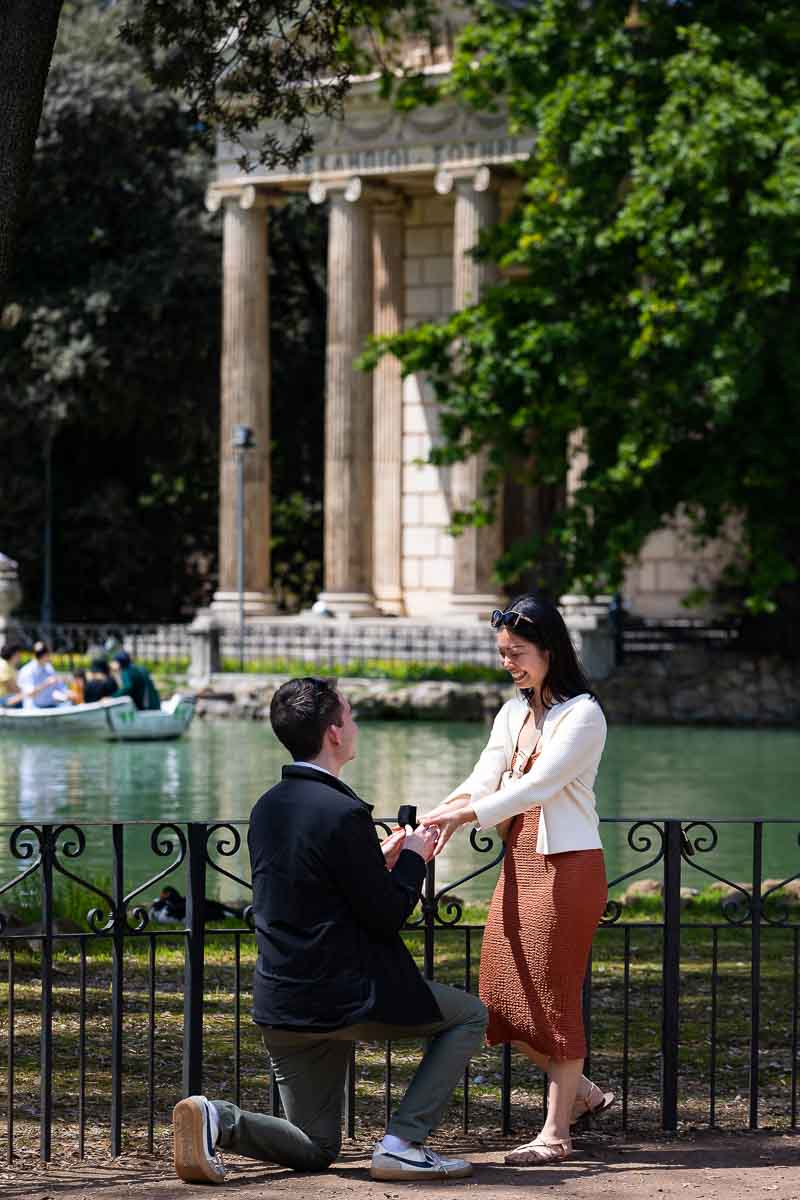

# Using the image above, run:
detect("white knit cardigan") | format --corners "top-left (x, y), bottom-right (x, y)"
top-left (445, 693), bottom-right (607, 855)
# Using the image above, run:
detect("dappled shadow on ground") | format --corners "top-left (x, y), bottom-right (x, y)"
top-left (3, 1132), bottom-right (798, 1200)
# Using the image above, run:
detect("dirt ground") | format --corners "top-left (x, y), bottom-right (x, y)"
top-left (2, 1131), bottom-right (798, 1200)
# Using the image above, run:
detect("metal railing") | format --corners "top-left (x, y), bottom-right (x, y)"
top-left (0, 816), bottom-right (797, 1161)
top-left (619, 616), bottom-right (741, 660)
top-left (13, 620), bottom-right (193, 668)
top-left (12, 614), bottom-right (745, 675)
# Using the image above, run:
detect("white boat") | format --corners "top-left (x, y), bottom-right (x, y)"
top-left (0, 695), bottom-right (135, 735)
top-left (104, 693), bottom-right (196, 741)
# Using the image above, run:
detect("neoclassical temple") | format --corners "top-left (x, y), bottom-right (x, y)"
top-left (205, 68), bottom-right (723, 622)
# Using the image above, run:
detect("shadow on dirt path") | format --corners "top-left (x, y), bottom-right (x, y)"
top-left (2, 1131), bottom-right (798, 1200)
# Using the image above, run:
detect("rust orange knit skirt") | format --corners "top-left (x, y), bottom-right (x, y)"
top-left (479, 805), bottom-right (607, 1060)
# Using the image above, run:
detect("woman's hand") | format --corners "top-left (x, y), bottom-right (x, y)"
top-left (420, 802), bottom-right (476, 856)
top-left (380, 828), bottom-right (407, 870)
top-left (422, 793), bottom-right (471, 826)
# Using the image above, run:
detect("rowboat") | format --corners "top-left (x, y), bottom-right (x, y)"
top-left (104, 693), bottom-right (196, 741)
top-left (0, 696), bottom-right (134, 735)
top-left (0, 694), bottom-right (196, 740)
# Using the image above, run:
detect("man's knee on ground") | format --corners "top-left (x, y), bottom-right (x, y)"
top-left (301, 1132), bottom-right (340, 1172)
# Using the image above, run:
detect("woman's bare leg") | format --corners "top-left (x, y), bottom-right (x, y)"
top-left (512, 1043), bottom-right (597, 1143)
top-left (541, 1058), bottom-right (583, 1143)
top-left (512, 1040), bottom-right (550, 1072)
top-left (512, 1042), bottom-right (595, 1106)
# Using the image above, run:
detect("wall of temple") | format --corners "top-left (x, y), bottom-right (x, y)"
top-left (402, 194), bottom-right (456, 616)
top-left (208, 71), bottom-right (728, 621)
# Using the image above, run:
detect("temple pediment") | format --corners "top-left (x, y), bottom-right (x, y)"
top-left (215, 78), bottom-right (534, 191)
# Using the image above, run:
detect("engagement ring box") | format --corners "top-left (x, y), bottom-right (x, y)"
top-left (397, 804), bottom-right (417, 829)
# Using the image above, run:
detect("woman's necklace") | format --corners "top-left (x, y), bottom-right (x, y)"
top-left (529, 692), bottom-right (546, 731)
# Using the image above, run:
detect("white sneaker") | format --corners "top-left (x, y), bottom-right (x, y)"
top-left (370, 1142), bottom-right (473, 1181)
top-left (173, 1095), bottom-right (226, 1184)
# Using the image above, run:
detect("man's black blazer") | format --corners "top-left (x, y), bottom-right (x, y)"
top-left (248, 763), bottom-right (442, 1030)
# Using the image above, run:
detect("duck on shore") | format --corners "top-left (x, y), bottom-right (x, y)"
top-left (148, 885), bottom-right (247, 925)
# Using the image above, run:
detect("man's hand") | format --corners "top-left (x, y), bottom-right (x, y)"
top-left (420, 802), bottom-right (476, 856)
top-left (380, 828), bottom-right (406, 870)
top-left (403, 824), bottom-right (439, 863)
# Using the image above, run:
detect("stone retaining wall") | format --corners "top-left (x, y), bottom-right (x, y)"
top-left (194, 676), bottom-right (513, 723)
top-left (191, 649), bottom-right (800, 725)
top-left (599, 649), bottom-right (800, 726)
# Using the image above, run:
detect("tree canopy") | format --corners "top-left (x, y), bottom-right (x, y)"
top-left (0, 0), bottom-right (437, 303)
top-left (365, 0), bottom-right (800, 622)
top-left (0, 0), bottom-right (326, 619)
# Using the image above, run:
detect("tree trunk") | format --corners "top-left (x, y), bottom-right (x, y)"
top-left (0, 0), bottom-right (64, 307)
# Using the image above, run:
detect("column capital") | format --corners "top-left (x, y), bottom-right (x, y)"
top-left (205, 183), bottom-right (286, 214)
top-left (434, 165), bottom-right (495, 196)
top-left (308, 176), bottom-right (405, 210)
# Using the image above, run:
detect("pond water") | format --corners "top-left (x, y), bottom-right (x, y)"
top-left (0, 719), bottom-right (797, 905)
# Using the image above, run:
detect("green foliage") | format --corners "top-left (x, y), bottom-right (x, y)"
top-left (121, 0), bottom-right (440, 172)
top-left (366, 1), bottom-right (800, 622)
top-left (219, 657), bottom-right (507, 683)
top-left (0, 1), bottom-right (326, 619)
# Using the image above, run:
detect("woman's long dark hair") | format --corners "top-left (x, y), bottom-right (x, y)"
top-left (499, 593), bottom-right (599, 708)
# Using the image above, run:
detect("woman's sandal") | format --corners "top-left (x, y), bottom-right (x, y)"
top-left (570, 1081), bottom-right (615, 1127)
top-left (504, 1138), bottom-right (572, 1166)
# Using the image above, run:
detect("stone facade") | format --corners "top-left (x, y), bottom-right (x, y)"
top-left (207, 69), bottom-right (727, 622)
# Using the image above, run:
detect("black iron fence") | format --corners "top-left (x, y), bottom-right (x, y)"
top-left (0, 816), bottom-right (797, 1162)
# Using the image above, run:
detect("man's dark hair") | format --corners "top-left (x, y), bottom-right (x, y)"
top-left (33, 641), bottom-right (50, 659)
top-left (270, 677), bottom-right (344, 761)
top-left (0, 642), bottom-right (23, 661)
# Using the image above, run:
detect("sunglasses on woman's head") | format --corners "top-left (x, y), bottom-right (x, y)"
top-left (490, 609), bottom-right (538, 631)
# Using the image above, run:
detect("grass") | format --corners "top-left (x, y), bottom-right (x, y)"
top-left (0, 877), bottom-right (798, 1166)
top-left (219, 658), bottom-right (508, 684)
top-left (21, 653), bottom-right (505, 686)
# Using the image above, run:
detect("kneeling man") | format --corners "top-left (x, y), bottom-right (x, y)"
top-left (173, 677), bottom-right (486, 1184)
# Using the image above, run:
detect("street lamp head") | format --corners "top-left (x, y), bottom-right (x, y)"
top-left (232, 424), bottom-right (255, 450)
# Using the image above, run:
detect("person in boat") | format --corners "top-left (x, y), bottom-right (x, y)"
top-left (84, 657), bottom-right (117, 704)
top-left (17, 642), bottom-right (68, 708)
top-left (110, 651), bottom-right (161, 710)
top-left (0, 642), bottom-right (24, 708)
top-left (68, 669), bottom-right (86, 705)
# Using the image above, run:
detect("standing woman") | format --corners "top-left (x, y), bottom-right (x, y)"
top-left (421, 594), bottom-right (612, 1165)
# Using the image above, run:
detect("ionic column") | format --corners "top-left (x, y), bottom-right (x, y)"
top-left (372, 193), bottom-right (406, 615)
top-left (310, 177), bottom-right (377, 615)
top-left (209, 185), bottom-right (276, 617)
top-left (437, 167), bottom-right (505, 618)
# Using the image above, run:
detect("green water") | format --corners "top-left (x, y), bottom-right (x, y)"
top-left (0, 720), bottom-right (798, 905)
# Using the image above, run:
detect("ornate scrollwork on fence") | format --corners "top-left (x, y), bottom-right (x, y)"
top-left (680, 821), bottom-right (753, 924)
top-left (122, 823), bottom-right (188, 931)
top-left (45, 824), bottom-right (119, 933)
top-left (0, 826), bottom-right (44, 933)
top-left (205, 823), bottom-right (253, 893)
top-left (601, 821), bottom-right (666, 925)
top-left (42, 822), bottom-right (189, 933)
top-left (759, 830), bottom-right (800, 927)
top-left (432, 826), bottom-right (505, 926)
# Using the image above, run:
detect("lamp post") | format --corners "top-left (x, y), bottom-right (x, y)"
top-left (41, 399), bottom-right (68, 635)
top-left (232, 424), bottom-right (255, 671)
